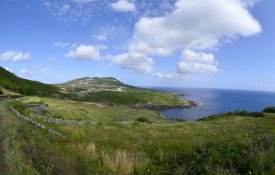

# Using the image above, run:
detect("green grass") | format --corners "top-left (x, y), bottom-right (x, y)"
top-left (2, 98), bottom-right (275, 175)
top-left (10, 97), bottom-right (163, 122)
top-left (0, 66), bottom-right (188, 107)
top-left (0, 87), bottom-right (22, 96)
top-left (69, 89), bottom-right (189, 106)
top-left (0, 66), bottom-right (59, 96)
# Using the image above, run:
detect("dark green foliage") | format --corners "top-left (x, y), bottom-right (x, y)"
top-left (178, 135), bottom-right (275, 175)
top-left (0, 88), bottom-right (3, 95)
top-left (199, 110), bottom-right (265, 121)
top-left (136, 117), bottom-right (150, 123)
top-left (0, 66), bottom-right (60, 96)
top-left (8, 100), bottom-right (29, 116)
top-left (74, 91), bottom-right (148, 105)
top-left (263, 106), bottom-right (275, 113)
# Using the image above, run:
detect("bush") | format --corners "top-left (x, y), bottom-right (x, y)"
top-left (263, 107), bottom-right (275, 113)
top-left (199, 110), bottom-right (265, 121)
top-left (136, 117), bottom-right (151, 123)
top-left (231, 110), bottom-right (265, 118)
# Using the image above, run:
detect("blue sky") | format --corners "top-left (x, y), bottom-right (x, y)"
top-left (0, 0), bottom-right (275, 91)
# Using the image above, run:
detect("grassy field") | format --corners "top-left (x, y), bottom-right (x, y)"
top-left (9, 97), bottom-right (163, 123)
top-left (1, 97), bottom-right (275, 174)
top-left (63, 88), bottom-right (189, 107)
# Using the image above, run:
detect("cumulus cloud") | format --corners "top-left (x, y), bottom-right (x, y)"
top-left (177, 50), bottom-right (218, 75)
top-left (110, 53), bottom-right (154, 73)
top-left (153, 51), bottom-right (218, 78)
top-left (111, 0), bottom-right (136, 12)
top-left (131, 0), bottom-right (261, 56)
top-left (113, 0), bottom-right (261, 76)
top-left (65, 45), bottom-right (104, 61)
top-left (0, 51), bottom-right (31, 62)
top-left (53, 42), bottom-right (70, 48)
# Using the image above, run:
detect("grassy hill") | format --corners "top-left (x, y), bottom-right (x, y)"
top-left (56, 77), bottom-right (133, 94)
top-left (1, 97), bottom-right (275, 175)
top-left (0, 67), bottom-right (59, 96)
top-left (57, 77), bottom-right (189, 107)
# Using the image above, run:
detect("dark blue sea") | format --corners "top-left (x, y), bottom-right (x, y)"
top-left (154, 87), bottom-right (275, 121)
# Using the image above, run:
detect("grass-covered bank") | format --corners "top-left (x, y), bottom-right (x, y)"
top-left (1, 97), bottom-right (275, 174)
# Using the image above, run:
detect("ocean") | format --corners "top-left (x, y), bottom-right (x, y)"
top-left (155, 87), bottom-right (275, 121)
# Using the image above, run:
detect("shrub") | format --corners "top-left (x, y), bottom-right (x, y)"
top-left (231, 110), bottom-right (265, 118)
top-left (136, 117), bottom-right (151, 123)
top-left (263, 107), bottom-right (275, 113)
top-left (199, 110), bottom-right (265, 121)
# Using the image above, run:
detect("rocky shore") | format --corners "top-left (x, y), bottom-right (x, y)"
top-left (134, 100), bottom-right (197, 110)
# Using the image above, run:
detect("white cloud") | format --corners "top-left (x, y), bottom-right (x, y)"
top-left (177, 62), bottom-right (218, 74)
top-left (65, 45), bottom-right (103, 61)
top-left (0, 51), bottom-right (31, 62)
top-left (53, 42), bottom-right (70, 48)
top-left (74, 0), bottom-right (95, 4)
top-left (4, 67), bottom-right (12, 72)
top-left (114, 0), bottom-right (261, 77)
top-left (95, 34), bottom-right (107, 41)
top-left (110, 52), bottom-right (154, 73)
top-left (21, 69), bottom-right (33, 77)
top-left (131, 0), bottom-right (261, 56)
top-left (241, 0), bottom-right (260, 7)
top-left (178, 50), bottom-right (218, 74)
top-left (111, 0), bottom-right (136, 12)
top-left (182, 50), bottom-right (215, 64)
top-left (153, 72), bottom-right (183, 79)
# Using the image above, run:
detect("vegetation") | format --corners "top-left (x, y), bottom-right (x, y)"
top-left (9, 97), bottom-right (162, 122)
top-left (0, 67), bottom-right (188, 107)
top-left (0, 88), bottom-right (2, 95)
top-left (0, 66), bottom-right (59, 96)
top-left (263, 106), bottom-right (275, 113)
top-left (56, 77), bottom-right (133, 93)
top-left (1, 97), bottom-right (275, 175)
top-left (199, 110), bottom-right (265, 121)
top-left (66, 89), bottom-right (189, 106)
top-left (1, 67), bottom-right (275, 174)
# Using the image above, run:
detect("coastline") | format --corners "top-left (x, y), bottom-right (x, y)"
top-left (133, 100), bottom-right (197, 110)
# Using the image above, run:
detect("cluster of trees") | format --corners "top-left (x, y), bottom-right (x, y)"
top-left (263, 107), bottom-right (275, 113)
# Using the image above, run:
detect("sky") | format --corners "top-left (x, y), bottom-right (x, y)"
top-left (0, 0), bottom-right (275, 91)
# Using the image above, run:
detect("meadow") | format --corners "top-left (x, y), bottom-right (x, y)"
top-left (1, 97), bottom-right (275, 174)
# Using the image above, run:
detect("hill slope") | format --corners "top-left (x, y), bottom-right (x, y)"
top-left (57, 77), bottom-right (189, 107)
top-left (0, 67), bottom-right (189, 107)
top-left (0, 66), bottom-right (59, 96)
top-left (56, 77), bottom-right (133, 94)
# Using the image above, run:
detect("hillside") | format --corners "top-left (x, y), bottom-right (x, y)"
top-left (57, 77), bottom-right (190, 107)
top-left (56, 77), bottom-right (133, 94)
top-left (1, 97), bottom-right (275, 174)
top-left (0, 67), bottom-right (189, 107)
top-left (0, 66), bottom-right (59, 96)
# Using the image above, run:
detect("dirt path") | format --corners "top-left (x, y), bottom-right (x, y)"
top-left (0, 101), bottom-right (8, 175)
